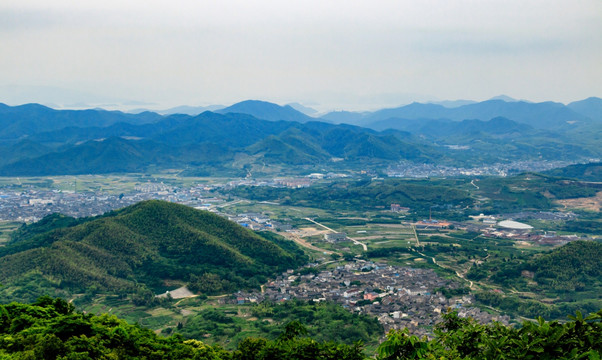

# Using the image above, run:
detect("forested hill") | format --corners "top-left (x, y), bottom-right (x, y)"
top-left (468, 240), bottom-right (602, 318)
top-left (0, 200), bottom-right (307, 303)
top-left (468, 240), bottom-right (602, 292)
top-left (544, 162), bottom-right (602, 182)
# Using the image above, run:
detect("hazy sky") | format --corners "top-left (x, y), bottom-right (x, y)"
top-left (1, 0), bottom-right (601, 110)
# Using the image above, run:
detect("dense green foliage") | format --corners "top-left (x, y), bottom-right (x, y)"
top-left (227, 173), bottom-right (598, 218)
top-left (559, 220), bottom-right (602, 234)
top-left (1, 213), bottom-right (96, 259)
top-left (176, 300), bottom-right (383, 349)
top-left (467, 240), bottom-right (602, 292)
top-left (475, 173), bottom-right (598, 213)
top-left (227, 179), bottom-right (473, 212)
top-left (1, 298), bottom-right (600, 359)
top-left (376, 310), bottom-right (602, 359)
top-left (9, 213), bottom-right (82, 243)
top-left (544, 162), bottom-right (602, 182)
top-left (530, 241), bottom-right (602, 291)
top-left (467, 241), bottom-right (602, 318)
top-left (0, 297), bottom-right (365, 360)
top-left (0, 201), bottom-right (307, 303)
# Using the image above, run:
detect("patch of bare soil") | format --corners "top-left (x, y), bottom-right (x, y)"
top-left (157, 286), bottom-right (196, 299)
top-left (556, 191), bottom-right (602, 212)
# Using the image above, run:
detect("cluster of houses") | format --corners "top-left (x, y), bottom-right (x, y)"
top-left (0, 182), bottom-right (230, 222)
top-left (390, 204), bottom-right (410, 213)
top-left (224, 212), bottom-right (292, 231)
top-left (229, 260), bottom-right (509, 337)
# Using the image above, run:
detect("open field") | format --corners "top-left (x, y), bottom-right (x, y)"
top-left (556, 191), bottom-right (602, 212)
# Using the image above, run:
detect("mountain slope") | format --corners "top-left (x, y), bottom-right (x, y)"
top-left (568, 97), bottom-right (602, 122)
top-left (0, 103), bottom-right (161, 140)
top-left (0, 139), bottom-right (53, 166)
top-left (0, 101), bottom-right (598, 174)
top-left (544, 162), bottom-right (602, 182)
top-left (0, 137), bottom-right (236, 175)
top-left (0, 109), bottom-right (446, 174)
top-left (0, 200), bottom-right (307, 302)
top-left (246, 128), bottom-right (331, 165)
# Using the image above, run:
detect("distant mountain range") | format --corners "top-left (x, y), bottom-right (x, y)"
top-left (320, 98), bottom-right (598, 131)
top-left (0, 97), bottom-right (600, 175)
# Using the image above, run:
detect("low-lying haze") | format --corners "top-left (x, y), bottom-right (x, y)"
top-left (1, 0), bottom-right (600, 111)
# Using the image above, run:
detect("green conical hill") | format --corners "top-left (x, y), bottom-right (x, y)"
top-left (0, 200), bottom-right (307, 303)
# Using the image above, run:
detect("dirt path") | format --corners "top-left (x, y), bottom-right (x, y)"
top-left (412, 225), bottom-right (420, 246)
top-left (280, 231), bottom-right (339, 255)
top-left (414, 249), bottom-right (474, 289)
top-left (471, 179), bottom-right (480, 189)
top-left (305, 218), bottom-right (368, 251)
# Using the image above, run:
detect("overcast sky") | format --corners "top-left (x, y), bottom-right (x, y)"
top-left (1, 0), bottom-right (600, 111)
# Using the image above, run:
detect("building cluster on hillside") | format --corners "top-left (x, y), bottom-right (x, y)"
top-left (232, 260), bottom-right (509, 337)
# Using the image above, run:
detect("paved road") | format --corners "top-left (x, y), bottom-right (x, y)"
top-left (216, 199), bottom-right (249, 208)
top-left (304, 218), bottom-right (368, 251)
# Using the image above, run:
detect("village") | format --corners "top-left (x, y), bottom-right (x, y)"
top-left (230, 260), bottom-right (510, 337)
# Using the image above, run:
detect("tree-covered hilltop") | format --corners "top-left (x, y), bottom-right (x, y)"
top-left (0, 200), bottom-right (308, 303)
top-left (224, 174), bottom-right (599, 217)
top-left (468, 240), bottom-right (602, 292)
top-left (544, 161), bottom-right (602, 182)
top-left (0, 297), bottom-right (600, 359)
top-left (467, 240), bottom-right (602, 318)
top-left (226, 178), bottom-right (473, 213)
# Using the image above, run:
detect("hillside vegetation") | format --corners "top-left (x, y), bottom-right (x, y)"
top-left (0, 201), bottom-right (307, 303)
top-left (544, 162), bottom-right (602, 182)
top-left (0, 297), bottom-right (600, 359)
top-left (468, 240), bottom-right (602, 318)
top-left (227, 178), bottom-right (473, 213)
top-left (176, 300), bottom-right (383, 350)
